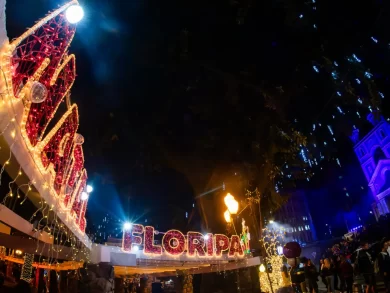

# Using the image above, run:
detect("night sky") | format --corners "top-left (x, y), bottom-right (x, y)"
top-left (5, 0), bottom-right (390, 235)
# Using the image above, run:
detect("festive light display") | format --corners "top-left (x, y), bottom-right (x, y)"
top-left (122, 224), bottom-right (244, 258)
top-left (144, 226), bottom-right (162, 255)
top-left (214, 234), bottom-right (230, 257)
top-left (228, 235), bottom-right (244, 257)
top-left (123, 224), bottom-right (144, 252)
top-left (187, 232), bottom-right (205, 257)
top-left (205, 233), bottom-right (214, 256)
top-left (259, 229), bottom-right (285, 293)
top-left (20, 253), bottom-right (34, 282)
top-left (0, 0), bottom-right (90, 244)
top-left (162, 230), bottom-right (186, 256)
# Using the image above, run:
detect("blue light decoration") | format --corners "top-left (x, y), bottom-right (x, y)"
top-left (349, 225), bottom-right (363, 232)
top-left (336, 158), bottom-right (341, 167)
top-left (355, 78), bottom-right (361, 84)
top-left (334, 61), bottom-right (339, 67)
top-left (337, 91), bottom-right (342, 96)
top-left (313, 24), bottom-right (317, 29)
top-left (379, 92), bottom-right (385, 98)
top-left (358, 98), bottom-right (363, 104)
top-left (331, 71), bottom-right (338, 79)
top-left (327, 125), bottom-right (334, 135)
top-left (300, 148), bottom-right (308, 162)
top-left (352, 54), bottom-right (361, 63)
top-left (356, 112), bottom-right (361, 118)
top-left (364, 71), bottom-right (373, 79)
top-left (299, 14), bottom-right (303, 19)
top-left (337, 106), bottom-right (343, 114)
top-left (371, 36), bottom-right (378, 43)
top-left (313, 65), bottom-right (319, 72)
top-left (312, 124), bottom-right (316, 131)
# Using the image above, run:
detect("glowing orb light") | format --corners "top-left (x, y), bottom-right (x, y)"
top-left (86, 185), bottom-right (93, 193)
top-left (259, 264), bottom-right (266, 272)
top-left (30, 81), bottom-right (48, 103)
top-left (81, 192), bottom-right (89, 201)
top-left (123, 222), bottom-right (132, 230)
top-left (65, 5), bottom-right (84, 24)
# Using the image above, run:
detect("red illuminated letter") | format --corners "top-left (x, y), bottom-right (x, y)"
top-left (122, 224), bottom-right (144, 252)
top-left (205, 233), bottom-right (214, 256)
top-left (144, 226), bottom-right (162, 255)
top-left (187, 232), bottom-right (205, 257)
top-left (162, 230), bottom-right (185, 256)
top-left (215, 234), bottom-right (230, 256)
top-left (228, 235), bottom-right (244, 257)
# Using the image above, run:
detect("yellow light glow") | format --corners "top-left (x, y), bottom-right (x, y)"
top-left (15, 250), bottom-right (22, 255)
top-left (224, 210), bottom-right (231, 223)
top-left (259, 264), bottom-right (266, 272)
top-left (224, 193), bottom-right (239, 214)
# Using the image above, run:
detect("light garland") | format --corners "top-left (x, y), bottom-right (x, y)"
top-left (259, 229), bottom-right (285, 293)
top-left (21, 253), bottom-right (34, 282)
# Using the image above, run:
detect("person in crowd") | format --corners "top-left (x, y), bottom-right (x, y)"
top-left (331, 256), bottom-right (340, 291)
top-left (319, 259), bottom-right (326, 286)
top-left (304, 259), bottom-right (318, 293)
top-left (0, 271), bottom-right (4, 288)
top-left (12, 269), bottom-right (31, 293)
top-left (48, 270), bottom-right (58, 293)
top-left (378, 240), bottom-right (390, 292)
top-left (357, 241), bottom-right (376, 293)
top-left (322, 258), bottom-right (333, 293)
top-left (340, 254), bottom-right (354, 293)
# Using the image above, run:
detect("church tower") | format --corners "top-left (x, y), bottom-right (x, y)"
top-left (353, 113), bottom-right (390, 218)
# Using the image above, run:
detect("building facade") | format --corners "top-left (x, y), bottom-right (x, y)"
top-left (353, 113), bottom-right (390, 218)
top-left (273, 191), bottom-right (317, 245)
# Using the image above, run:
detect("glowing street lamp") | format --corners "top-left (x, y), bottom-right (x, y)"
top-left (224, 193), bottom-right (239, 214)
top-left (65, 5), bottom-right (84, 24)
top-left (224, 210), bottom-right (232, 223)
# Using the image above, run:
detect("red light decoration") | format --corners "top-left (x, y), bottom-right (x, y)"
top-left (63, 144), bottom-right (84, 206)
top-left (162, 230), bottom-right (186, 256)
top-left (215, 234), bottom-right (230, 256)
top-left (123, 224), bottom-right (144, 251)
top-left (40, 106), bottom-right (79, 195)
top-left (187, 232), bottom-right (205, 257)
top-left (205, 233), bottom-right (214, 256)
top-left (144, 226), bottom-right (162, 255)
top-left (11, 13), bottom-right (76, 146)
top-left (228, 235), bottom-right (244, 257)
top-left (11, 14), bottom-right (76, 100)
top-left (71, 170), bottom-right (87, 219)
top-left (2, 2), bottom-right (91, 239)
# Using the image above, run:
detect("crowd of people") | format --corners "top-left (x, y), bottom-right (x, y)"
top-left (294, 238), bottom-right (390, 293)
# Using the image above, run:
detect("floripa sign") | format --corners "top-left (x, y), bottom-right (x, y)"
top-left (122, 224), bottom-right (245, 258)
